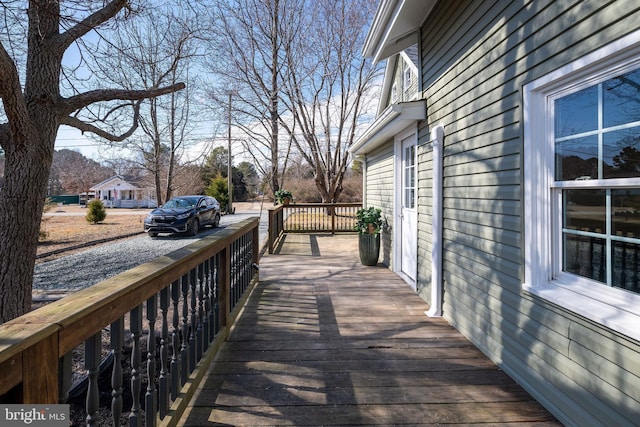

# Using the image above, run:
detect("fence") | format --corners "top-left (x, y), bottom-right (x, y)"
top-left (267, 203), bottom-right (361, 254)
top-left (0, 218), bottom-right (260, 427)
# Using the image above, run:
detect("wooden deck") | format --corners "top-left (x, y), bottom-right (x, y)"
top-left (178, 234), bottom-right (560, 426)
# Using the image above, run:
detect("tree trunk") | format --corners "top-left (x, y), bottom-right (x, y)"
top-left (0, 0), bottom-right (60, 322)
top-left (0, 127), bottom-right (56, 322)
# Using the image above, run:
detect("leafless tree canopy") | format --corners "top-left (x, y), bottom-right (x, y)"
top-left (90, 5), bottom-right (205, 205)
top-left (202, 0), bottom-right (380, 202)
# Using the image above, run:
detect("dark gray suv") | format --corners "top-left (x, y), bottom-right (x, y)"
top-left (144, 195), bottom-right (221, 237)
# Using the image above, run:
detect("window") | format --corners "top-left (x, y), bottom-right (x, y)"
top-left (524, 31), bottom-right (640, 341)
top-left (403, 62), bottom-right (412, 93)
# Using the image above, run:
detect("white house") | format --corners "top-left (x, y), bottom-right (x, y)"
top-left (89, 175), bottom-right (157, 208)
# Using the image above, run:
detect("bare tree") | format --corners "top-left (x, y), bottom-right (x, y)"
top-left (204, 0), bottom-right (304, 197)
top-left (95, 6), bottom-right (203, 205)
top-left (0, 1), bottom-right (185, 322)
top-left (280, 0), bottom-right (380, 202)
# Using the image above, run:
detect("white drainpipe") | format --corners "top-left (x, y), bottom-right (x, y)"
top-left (426, 124), bottom-right (444, 317)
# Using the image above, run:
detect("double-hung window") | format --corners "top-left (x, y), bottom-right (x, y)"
top-left (524, 31), bottom-right (640, 341)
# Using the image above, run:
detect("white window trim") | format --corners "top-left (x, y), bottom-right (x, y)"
top-left (523, 29), bottom-right (640, 342)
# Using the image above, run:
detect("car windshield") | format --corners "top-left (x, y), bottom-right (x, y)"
top-left (162, 198), bottom-right (197, 209)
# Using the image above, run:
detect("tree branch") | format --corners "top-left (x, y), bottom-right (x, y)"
top-left (56, 0), bottom-right (129, 53)
top-left (0, 41), bottom-right (30, 151)
top-left (60, 83), bottom-right (185, 115)
top-left (61, 100), bottom-right (142, 142)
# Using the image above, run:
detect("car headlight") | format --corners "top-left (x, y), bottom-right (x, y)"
top-left (176, 212), bottom-right (191, 220)
top-left (145, 215), bottom-right (153, 223)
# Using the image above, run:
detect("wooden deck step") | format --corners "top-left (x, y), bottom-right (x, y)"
top-left (178, 234), bottom-right (560, 426)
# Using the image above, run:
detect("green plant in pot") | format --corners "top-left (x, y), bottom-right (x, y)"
top-left (275, 189), bottom-right (293, 205)
top-left (355, 206), bottom-right (383, 266)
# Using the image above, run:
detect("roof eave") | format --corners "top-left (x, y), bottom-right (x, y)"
top-left (363, 0), bottom-right (437, 63)
top-left (350, 100), bottom-right (427, 156)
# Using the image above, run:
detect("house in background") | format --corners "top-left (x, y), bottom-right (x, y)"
top-left (352, 1), bottom-right (640, 425)
top-left (89, 175), bottom-right (157, 208)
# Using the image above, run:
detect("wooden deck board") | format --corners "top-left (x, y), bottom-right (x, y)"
top-left (178, 234), bottom-right (560, 426)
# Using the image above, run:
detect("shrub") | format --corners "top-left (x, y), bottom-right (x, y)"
top-left (206, 174), bottom-right (229, 212)
top-left (86, 199), bottom-right (107, 224)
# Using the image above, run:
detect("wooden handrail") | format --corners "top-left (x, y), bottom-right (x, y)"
top-left (0, 217), bottom-right (260, 426)
top-left (267, 202), bottom-right (361, 253)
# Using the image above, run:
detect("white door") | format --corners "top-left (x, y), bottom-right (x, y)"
top-left (400, 135), bottom-right (417, 282)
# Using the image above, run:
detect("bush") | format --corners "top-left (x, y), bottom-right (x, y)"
top-left (206, 174), bottom-right (229, 212)
top-left (86, 199), bottom-right (107, 224)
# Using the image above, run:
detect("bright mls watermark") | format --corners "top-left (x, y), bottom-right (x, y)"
top-left (1, 405), bottom-right (69, 426)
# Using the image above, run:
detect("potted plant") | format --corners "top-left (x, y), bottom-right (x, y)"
top-left (355, 206), bottom-right (383, 266)
top-left (275, 189), bottom-right (293, 206)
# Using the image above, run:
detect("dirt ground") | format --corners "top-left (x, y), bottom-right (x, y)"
top-left (38, 206), bottom-right (149, 259)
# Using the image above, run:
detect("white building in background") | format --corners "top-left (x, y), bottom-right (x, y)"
top-left (89, 175), bottom-right (157, 208)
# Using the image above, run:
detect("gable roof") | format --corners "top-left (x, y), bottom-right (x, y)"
top-left (363, 0), bottom-right (436, 63)
top-left (90, 175), bottom-right (143, 191)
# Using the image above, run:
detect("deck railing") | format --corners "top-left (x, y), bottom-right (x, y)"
top-left (268, 202), bottom-right (361, 254)
top-left (0, 218), bottom-right (260, 427)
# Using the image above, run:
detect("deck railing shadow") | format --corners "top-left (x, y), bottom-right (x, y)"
top-left (0, 217), bottom-right (260, 427)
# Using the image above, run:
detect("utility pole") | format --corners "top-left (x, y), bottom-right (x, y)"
top-left (227, 90), bottom-right (236, 214)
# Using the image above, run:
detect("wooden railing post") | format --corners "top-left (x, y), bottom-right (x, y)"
top-left (23, 332), bottom-right (58, 403)
top-left (331, 204), bottom-right (336, 234)
top-left (268, 208), bottom-right (275, 254)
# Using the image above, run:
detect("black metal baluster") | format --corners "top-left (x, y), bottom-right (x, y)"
top-left (85, 332), bottom-right (101, 426)
top-left (145, 295), bottom-right (158, 426)
top-left (129, 305), bottom-right (142, 427)
top-left (159, 287), bottom-right (170, 418)
top-left (170, 279), bottom-right (181, 400)
top-left (197, 263), bottom-right (204, 361)
top-left (213, 254), bottom-right (220, 336)
top-left (111, 318), bottom-right (124, 426)
top-left (189, 269), bottom-right (197, 372)
top-left (180, 274), bottom-right (190, 386)
top-left (203, 258), bottom-right (211, 350)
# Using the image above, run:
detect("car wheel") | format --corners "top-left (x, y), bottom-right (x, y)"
top-left (188, 218), bottom-right (199, 236)
top-left (212, 213), bottom-right (220, 228)
top-left (149, 232), bottom-right (158, 238)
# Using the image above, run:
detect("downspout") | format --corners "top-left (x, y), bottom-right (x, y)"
top-left (426, 124), bottom-right (444, 317)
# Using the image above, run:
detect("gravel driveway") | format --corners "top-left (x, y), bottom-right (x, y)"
top-left (33, 211), bottom-right (268, 291)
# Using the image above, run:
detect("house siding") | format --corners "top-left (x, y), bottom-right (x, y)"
top-left (384, 54), bottom-right (419, 110)
top-left (364, 143), bottom-right (395, 268)
top-left (418, 0), bottom-right (640, 425)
